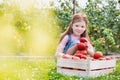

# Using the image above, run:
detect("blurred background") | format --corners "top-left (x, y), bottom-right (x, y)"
top-left (0, 0), bottom-right (120, 56)
top-left (0, 0), bottom-right (120, 80)
top-left (0, 0), bottom-right (60, 56)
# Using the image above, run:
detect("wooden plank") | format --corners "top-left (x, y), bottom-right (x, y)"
top-left (89, 59), bottom-right (116, 70)
top-left (57, 58), bottom-right (88, 69)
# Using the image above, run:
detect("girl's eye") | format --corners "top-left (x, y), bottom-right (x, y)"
top-left (81, 26), bottom-right (84, 28)
top-left (76, 25), bottom-right (79, 27)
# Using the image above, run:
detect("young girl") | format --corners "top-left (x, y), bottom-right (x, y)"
top-left (55, 13), bottom-right (94, 58)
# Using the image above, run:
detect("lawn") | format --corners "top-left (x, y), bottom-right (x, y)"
top-left (0, 58), bottom-right (120, 80)
top-left (0, 58), bottom-right (56, 80)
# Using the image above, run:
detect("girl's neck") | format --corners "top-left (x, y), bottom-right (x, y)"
top-left (71, 33), bottom-right (80, 38)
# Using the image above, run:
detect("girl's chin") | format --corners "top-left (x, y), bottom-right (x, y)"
top-left (74, 33), bottom-right (81, 36)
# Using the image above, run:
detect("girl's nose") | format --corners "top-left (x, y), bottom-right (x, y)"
top-left (78, 27), bottom-right (82, 30)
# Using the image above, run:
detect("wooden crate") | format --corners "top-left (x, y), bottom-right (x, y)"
top-left (57, 57), bottom-right (116, 77)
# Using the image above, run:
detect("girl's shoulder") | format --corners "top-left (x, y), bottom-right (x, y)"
top-left (61, 34), bottom-right (71, 42)
top-left (59, 34), bottom-right (70, 44)
top-left (64, 34), bottom-right (70, 40)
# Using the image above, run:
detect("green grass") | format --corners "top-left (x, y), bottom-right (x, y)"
top-left (0, 58), bottom-right (56, 80)
top-left (0, 58), bottom-right (120, 80)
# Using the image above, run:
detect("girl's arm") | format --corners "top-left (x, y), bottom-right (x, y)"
top-left (87, 42), bottom-right (95, 56)
top-left (55, 35), bottom-right (69, 57)
top-left (55, 45), bottom-right (64, 57)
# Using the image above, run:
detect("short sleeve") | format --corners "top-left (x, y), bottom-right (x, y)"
top-left (56, 35), bottom-right (69, 53)
top-left (59, 35), bottom-right (69, 49)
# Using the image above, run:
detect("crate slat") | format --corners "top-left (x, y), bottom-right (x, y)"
top-left (57, 58), bottom-right (88, 69)
top-left (57, 67), bottom-right (115, 77)
top-left (57, 67), bottom-right (88, 77)
top-left (89, 68), bottom-right (115, 77)
top-left (89, 59), bottom-right (116, 70)
top-left (57, 58), bottom-right (116, 77)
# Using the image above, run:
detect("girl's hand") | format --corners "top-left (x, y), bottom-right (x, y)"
top-left (55, 52), bottom-right (64, 58)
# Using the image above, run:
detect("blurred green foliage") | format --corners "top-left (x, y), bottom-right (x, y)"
top-left (84, 0), bottom-right (120, 54)
top-left (54, 0), bottom-right (120, 54)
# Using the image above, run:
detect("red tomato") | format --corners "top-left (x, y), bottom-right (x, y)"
top-left (80, 37), bottom-right (87, 43)
top-left (93, 51), bottom-right (103, 59)
top-left (75, 54), bottom-right (83, 58)
top-left (105, 57), bottom-right (111, 60)
top-left (77, 43), bottom-right (88, 50)
top-left (75, 50), bottom-right (81, 54)
top-left (80, 55), bottom-right (87, 59)
top-left (79, 50), bottom-right (87, 55)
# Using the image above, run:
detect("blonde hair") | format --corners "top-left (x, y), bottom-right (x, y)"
top-left (59, 13), bottom-right (90, 43)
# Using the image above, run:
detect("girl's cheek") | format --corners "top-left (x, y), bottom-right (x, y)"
top-left (82, 28), bottom-right (86, 32)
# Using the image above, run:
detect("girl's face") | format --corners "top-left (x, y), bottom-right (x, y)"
top-left (72, 21), bottom-right (86, 36)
